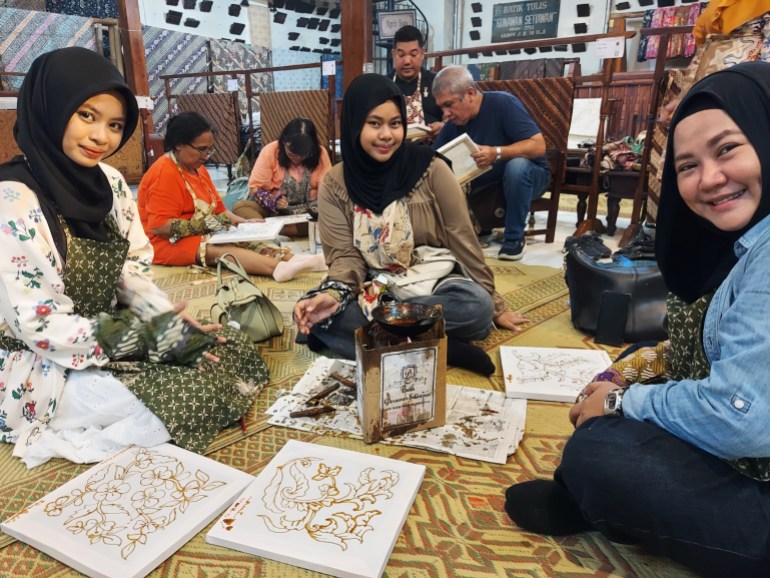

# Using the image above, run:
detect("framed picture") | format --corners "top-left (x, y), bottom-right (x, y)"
top-left (378, 9), bottom-right (416, 40)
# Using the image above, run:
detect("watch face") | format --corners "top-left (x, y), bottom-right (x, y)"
top-left (603, 390), bottom-right (623, 415)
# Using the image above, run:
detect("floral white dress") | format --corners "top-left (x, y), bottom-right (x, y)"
top-left (0, 163), bottom-right (173, 467)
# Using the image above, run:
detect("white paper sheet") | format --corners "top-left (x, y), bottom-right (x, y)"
top-left (500, 346), bottom-right (612, 402)
top-left (207, 220), bottom-right (284, 244)
top-left (267, 357), bottom-right (527, 463)
top-left (568, 98), bottom-right (601, 149)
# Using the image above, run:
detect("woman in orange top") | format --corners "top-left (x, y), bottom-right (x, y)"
top-left (234, 118), bottom-right (331, 237)
top-left (138, 112), bottom-right (325, 281)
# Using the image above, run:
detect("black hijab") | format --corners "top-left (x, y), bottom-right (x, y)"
top-left (656, 61), bottom-right (770, 303)
top-left (340, 73), bottom-right (435, 213)
top-left (0, 47), bottom-right (139, 247)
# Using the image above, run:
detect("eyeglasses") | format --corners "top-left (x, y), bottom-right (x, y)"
top-left (186, 143), bottom-right (216, 158)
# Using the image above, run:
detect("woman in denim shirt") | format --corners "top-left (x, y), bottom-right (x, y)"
top-left (506, 62), bottom-right (770, 577)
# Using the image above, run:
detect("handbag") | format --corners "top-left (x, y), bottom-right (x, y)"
top-left (564, 244), bottom-right (668, 345)
top-left (210, 254), bottom-right (284, 343)
top-left (379, 246), bottom-right (458, 300)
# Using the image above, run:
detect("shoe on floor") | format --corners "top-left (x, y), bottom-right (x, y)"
top-left (498, 239), bottom-right (525, 261)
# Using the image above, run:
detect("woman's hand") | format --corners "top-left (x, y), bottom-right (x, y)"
top-left (494, 310), bottom-right (528, 332)
top-left (294, 293), bottom-right (340, 335)
top-left (174, 302), bottom-right (225, 365)
top-left (275, 195), bottom-right (289, 210)
top-left (569, 381), bottom-right (618, 428)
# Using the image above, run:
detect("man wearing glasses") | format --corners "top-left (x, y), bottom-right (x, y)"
top-left (432, 66), bottom-right (550, 261)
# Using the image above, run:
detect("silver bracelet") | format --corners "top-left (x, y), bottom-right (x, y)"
top-left (495, 146), bottom-right (502, 163)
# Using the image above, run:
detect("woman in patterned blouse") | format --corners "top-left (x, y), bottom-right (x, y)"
top-left (0, 47), bottom-right (268, 467)
top-left (138, 112), bottom-right (326, 282)
top-left (234, 117), bottom-right (332, 238)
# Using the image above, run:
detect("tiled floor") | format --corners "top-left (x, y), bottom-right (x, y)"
top-left (481, 210), bottom-right (628, 269)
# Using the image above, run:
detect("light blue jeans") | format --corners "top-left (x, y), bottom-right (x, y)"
top-left (310, 278), bottom-right (495, 360)
top-left (502, 157), bottom-right (551, 242)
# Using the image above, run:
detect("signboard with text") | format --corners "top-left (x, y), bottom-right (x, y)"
top-left (491, 0), bottom-right (561, 43)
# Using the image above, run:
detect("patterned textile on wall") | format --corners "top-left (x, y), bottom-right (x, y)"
top-left (45, 0), bottom-right (117, 18)
top-left (176, 92), bottom-right (241, 167)
top-left (638, 3), bottom-right (706, 62)
top-left (143, 25), bottom-right (208, 136)
top-left (0, 8), bottom-right (95, 90)
top-left (499, 58), bottom-right (565, 80)
top-left (476, 78), bottom-right (573, 153)
top-left (208, 39), bottom-right (273, 122)
top-left (0, 110), bottom-right (20, 164)
top-left (320, 54), bottom-right (343, 100)
top-left (103, 125), bottom-right (144, 184)
top-left (0, 109), bottom-right (143, 182)
top-left (0, 0), bottom-right (45, 9)
top-left (259, 90), bottom-right (331, 156)
top-left (637, 10), bottom-right (654, 62)
top-left (646, 16), bottom-right (767, 223)
top-left (271, 48), bottom-right (320, 92)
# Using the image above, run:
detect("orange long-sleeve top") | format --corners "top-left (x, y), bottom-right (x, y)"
top-left (693, 0), bottom-right (769, 46)
top-left (247, 140), bottom-right (332, 200)
top-left (137, 154), bottom-right (226, 266)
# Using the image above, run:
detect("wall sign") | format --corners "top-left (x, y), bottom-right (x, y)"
top-left (491, 0), bottom-right (561, 43)
top-left (377, 9), bottom-right (416, 40)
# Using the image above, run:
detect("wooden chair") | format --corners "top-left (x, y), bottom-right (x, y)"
top-left (473, 77), bottom-right (574, 243)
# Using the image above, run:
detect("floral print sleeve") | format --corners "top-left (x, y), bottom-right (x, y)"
top-left (0, 166), bottom-right (174, 369)
top-left (251, 187), bottom-right (280, 214)
top-left (0, 179), bottom-right (108, 368)
top-left (101, 165), bottom-right (174, 321)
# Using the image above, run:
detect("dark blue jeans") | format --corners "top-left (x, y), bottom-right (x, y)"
top-left (556, 416), bottom-right (770, 578)
top-left (310, 278), bottom-right (495, 360)
top-left (502, 157), bottom-right (551, 242)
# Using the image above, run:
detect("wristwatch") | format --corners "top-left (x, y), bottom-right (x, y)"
top-left (495, 146), bottom-right (502, 163)
top-left (603, 388), bottom-right (625, 416)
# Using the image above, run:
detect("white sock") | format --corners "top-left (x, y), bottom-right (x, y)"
top-left (272, 253), bottom-right (327, 282)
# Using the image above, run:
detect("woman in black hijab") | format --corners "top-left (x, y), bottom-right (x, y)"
top-left (4, 46), bottom-right (139, 252)
top-left (505, 62), bottom-right (770, 577)
top-left (0, 47), bottom-right (267, 468)
top-left (293, 74), bottom-right (526, 375)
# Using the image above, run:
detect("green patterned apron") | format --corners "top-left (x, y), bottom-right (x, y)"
top-left (667, 293), bottom-right (770, 481)
top-left (46, 217), bottom-right (267, 453)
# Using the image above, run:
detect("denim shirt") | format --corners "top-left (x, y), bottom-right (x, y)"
top-left (623, 213), bottom-right (770, 461)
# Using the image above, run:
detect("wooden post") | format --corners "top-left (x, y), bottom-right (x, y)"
top-left (117, 0), bottom-right (153, 168)
top-left (619, 28), bottom-right (688, 246)
top-left (340, 0), bottom-right (372, 90)
top-left (574, 58), bottom-right (613, 236)
top-left (117, 0), bottom-right (149, 97)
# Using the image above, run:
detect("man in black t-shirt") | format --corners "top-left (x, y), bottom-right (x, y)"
top-left (389, 26), bottom-right (444, 139)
